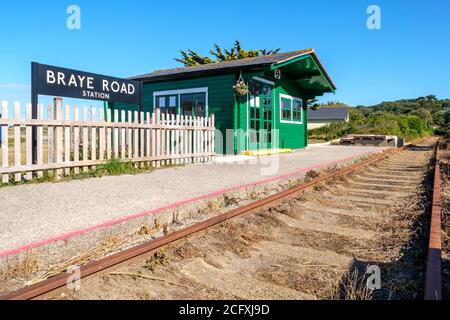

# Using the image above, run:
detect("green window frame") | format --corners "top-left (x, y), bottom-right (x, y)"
top-left (279, 94), bottom-right (303, 124)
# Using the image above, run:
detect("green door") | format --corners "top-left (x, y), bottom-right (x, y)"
top-left (248, 82), bottom-right (274, 150)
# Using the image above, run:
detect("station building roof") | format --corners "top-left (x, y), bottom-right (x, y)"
top-left (131, 49), bottom-right (336, 95)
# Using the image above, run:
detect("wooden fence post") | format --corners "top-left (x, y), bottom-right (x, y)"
top-left (161, 112), bottom-right (166, 166)
top-left (127, 110), bottom-right (133, 159)
top-left (140, 111), bottom-right (145, 168)
top-left (64, 105), bottom-right (71, 176)
top-left (188, 116), bottom-right (193, 164)
top-left (36, 104), bottom-right (44, 179)
top-left (106, 108), bottom-right (112, 160)
top-left (47, 104), bottom-right (54, 176)
top-left (211, 114), bottom-right (215, 161)
top-left (83, 106), bottom-right (89, 172)
top-left (91, 107), bottom-right (97, 170)
top-left (121, 110), bottom-right (126, 159)
top-left (146, 112), bottom-right (151, 168)
top-left (175, 114), bottom-right (180, 165)
top-left (73, 106), bottom-right (80, 175)
top-left (151, 111), bottom-right (156, 167)
top-left (155, 108), bottom-right (161, 168)
top-left (13, 102), bottom-right (21, 182)
top-left (182, 115), bottom-right (187, 164)
top-left (99, 108), bottom-right (105, 162)
top-left (113, 109), bottom-right (119, 159)
top-left (54, 98), bottom-right (63, 179)
top-left (133, 111), bottom-right (139, 167)
top-left (25, 103), bottom-right (33, 180)
top-left (1, 101), bottom-right (9, 184)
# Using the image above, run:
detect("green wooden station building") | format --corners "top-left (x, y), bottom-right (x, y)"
top-left (109, 49), bottom-right (336, 154)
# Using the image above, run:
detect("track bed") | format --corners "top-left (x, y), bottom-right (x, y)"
top-left (38, 138), bottom-right (438, 300)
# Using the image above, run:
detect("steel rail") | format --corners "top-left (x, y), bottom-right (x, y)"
top-left (0, 146), bottom-right (406, 300)
top-left (424, 139), bottom-right (443, 300)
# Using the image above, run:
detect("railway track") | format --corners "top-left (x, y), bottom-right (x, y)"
top-left (0, 137), bottom-right (444, 300)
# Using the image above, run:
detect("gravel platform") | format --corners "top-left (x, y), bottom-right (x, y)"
top-left (0, 145), bottom-right (384, 255)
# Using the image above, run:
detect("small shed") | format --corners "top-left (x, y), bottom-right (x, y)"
top-left (109, 49), bottom-right (336, 154)
top-left (308, 107), bottom-right (350, 130)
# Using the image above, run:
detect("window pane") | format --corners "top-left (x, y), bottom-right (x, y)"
top-left (181, 95), bottom-right (193, 116)
top-left (281, 98), bottom-right (292, 121)
top-left (293, 100), bottom-right (302, 122)
top-left (169, 96), bottom-right (177, 107)
top-left (193, 94), bottom-right (206, 117)
top-left (158, 97), bottom-right (166, 108)
top-left (181, 93), bottom-right (206, 117)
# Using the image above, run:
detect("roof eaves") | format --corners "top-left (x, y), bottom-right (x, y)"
top-left (272, 49), bottom-right (314, 67)
top-left (310, 51), bottom-right (337, 91)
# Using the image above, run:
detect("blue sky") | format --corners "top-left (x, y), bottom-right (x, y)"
top-left (0, 0), bottom-right (449, 108)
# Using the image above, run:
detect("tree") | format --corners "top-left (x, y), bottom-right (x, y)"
top-left (175, 50), bottom-right (214, 66)
top-left (318, 101), bottom-right (349, 107)
top-left (175, 40), bottom-right (281, 66)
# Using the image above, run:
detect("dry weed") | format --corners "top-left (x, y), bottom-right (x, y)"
top-left (329, 269), bottom-right (373, 300)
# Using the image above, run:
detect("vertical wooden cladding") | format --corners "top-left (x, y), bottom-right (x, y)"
top-left (273, 77), bottom-right (308, 150)
top-left (111, 72), bottom-right (309, 154)
top-left (234, 73), bottom-right (308, 152)
top-left (112, 74), bottom-right (235, 154)
top-left (0, 102), bottom-right (215, 185)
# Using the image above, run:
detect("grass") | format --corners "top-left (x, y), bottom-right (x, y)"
top-left (0, 250), bottom-right (39, 280)
top-left (65, 158), bottom-right (154, 181)
top-left (329, 269), bottom-right (373, 300)
top-left (0, 157), bottom-right (159, 189)
top-left (93, 158), bottom-right (141, 177)
top-left (143, 251), bottom-right (169, 272)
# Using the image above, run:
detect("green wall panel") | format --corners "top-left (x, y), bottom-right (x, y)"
top-left (110, 70), bottom-right (311, 154)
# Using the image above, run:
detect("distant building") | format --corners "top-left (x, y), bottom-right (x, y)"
top-left (307, 107), bottom-right (349, 130)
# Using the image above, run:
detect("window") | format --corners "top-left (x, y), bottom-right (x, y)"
top-left (292, 100), bottom-right (303, 122)
top-left (154, 88), bottom-right (208, 117)
top-left (156, 95), bottom-right (177, 115)
top-left (279, 94), bottom-right (303, 124)
top-left (281, 97), bottom-right (292, 121)
top-left (181, 93), bottom-right (206, 117)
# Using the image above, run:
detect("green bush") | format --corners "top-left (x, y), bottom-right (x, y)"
top-left (309, 111), bottom-right (432, 142)
top-left (93, 158), bottom-right (136, 177)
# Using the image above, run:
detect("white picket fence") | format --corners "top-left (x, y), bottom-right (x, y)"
top-left (0, 101), bottom-right (215, 184)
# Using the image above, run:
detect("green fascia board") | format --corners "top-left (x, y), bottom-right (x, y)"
top-left (271, 54), bottom-right (335, 94)
top-left (270, 54), bottom-right (311, 70)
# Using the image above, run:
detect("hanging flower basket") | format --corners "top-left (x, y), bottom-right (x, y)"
top-left (233, 80), bottom-right (249, 96)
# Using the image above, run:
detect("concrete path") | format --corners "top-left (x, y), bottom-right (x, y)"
top-left (0, 145), bottom-right (384, 256)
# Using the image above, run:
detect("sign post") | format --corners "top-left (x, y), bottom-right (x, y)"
top-left (31, 62), bottom-right (38, 164)
top-left (31, 62), bottom-right (143, 164)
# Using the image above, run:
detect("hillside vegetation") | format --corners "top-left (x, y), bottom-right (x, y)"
top-left (309, 95), bottom-right (450, 142)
